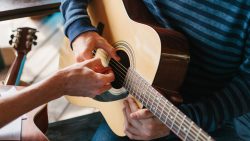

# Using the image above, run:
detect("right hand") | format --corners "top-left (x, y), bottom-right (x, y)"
top-left (52, 58), bottom-right (115, 98)
top-left (72, 31), bottom-right (120, 62)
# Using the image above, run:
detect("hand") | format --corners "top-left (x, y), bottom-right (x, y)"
top-left (123, 97), bottom-right (170, 140)
top-left (52, 58), bottom-right (115, 98)
top-left (72, 31), bottom-right (120, 62)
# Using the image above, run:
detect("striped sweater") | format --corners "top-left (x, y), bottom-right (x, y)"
top-left (60, 0), bottom-right (250, 139)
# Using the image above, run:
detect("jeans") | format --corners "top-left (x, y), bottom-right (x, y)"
top-left (91, 120), bottom-right (244, 141)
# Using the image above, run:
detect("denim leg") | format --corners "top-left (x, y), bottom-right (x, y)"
top-left (91, 121), bottom-right (130, 141)
top-left (91, 121), bottom-right (180, 141)
top-left (91, 120), bottom-right (244, 141)
top-left (234, 113), bottom-right (250, 141)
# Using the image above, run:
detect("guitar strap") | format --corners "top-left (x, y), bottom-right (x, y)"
top-left (15, 55), bottom-right (26, 86)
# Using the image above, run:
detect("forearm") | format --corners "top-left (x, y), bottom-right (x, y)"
top-left (60, 0), bottom-right (97, 42)
top-left (0, 75), bottom-right (61, 128)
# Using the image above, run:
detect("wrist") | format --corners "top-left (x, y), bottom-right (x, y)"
top-left (72, 31), bottom-right (97, 50)
top-left (36, 72), bottom-right (64, 101)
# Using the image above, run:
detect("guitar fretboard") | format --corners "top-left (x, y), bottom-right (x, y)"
top-left (123, 68), bottom-right (214, 141)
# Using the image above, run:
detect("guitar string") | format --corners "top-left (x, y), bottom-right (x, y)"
top-left (109, 60), bottom-right (209, 140)
top-left (96, 51), bottom-right (210, 140)
top-left (108, 59), bottom-right (209, 140)
top-left (95, 51), bottom-right (211, 140)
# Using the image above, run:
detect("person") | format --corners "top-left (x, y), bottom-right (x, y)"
top-left (0, 58), bottom-right (115, 128)
top-left (60, 0), bottom-right (250, 141)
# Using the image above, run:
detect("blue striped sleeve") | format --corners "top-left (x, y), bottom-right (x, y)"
top-left (60, 0), bottom-right (97, 42)
top-left (180, 28), bottom-right (250, 132)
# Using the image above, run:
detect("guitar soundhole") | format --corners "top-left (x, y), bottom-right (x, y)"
top-left (111, 50), bottom-right (130, 89)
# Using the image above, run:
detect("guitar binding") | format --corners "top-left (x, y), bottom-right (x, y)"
top-left (93, 40), bottom-right (135, 102)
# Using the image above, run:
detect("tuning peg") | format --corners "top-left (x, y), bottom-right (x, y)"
top-left (10, 34), bottom-right (15, 39)
top-left (33, 35), bottom-right (38, 40)
top-left (9, 40), bottom-right (13, 45)
top-left (28, 29), bottom-right (37, 34)
top-left (17, 28), bottom-right (22, 32)
top-left (33, 41), bottom-right (37, 46)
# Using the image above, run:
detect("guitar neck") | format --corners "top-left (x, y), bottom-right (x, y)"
top-left (124, 68), bottom-right (214, 141)
top-left (5, 27), bottom-right (37, 86)
top-left (5, 52), bottom-right (26, 85)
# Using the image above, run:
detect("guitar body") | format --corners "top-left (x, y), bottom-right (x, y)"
top-left (59, 0), bottom-right (217, 140)
top-left (60, 0), bottom-right (160, 136)
top-left (22, 105), bottom-right (48, 141)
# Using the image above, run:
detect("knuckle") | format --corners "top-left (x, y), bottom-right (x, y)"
top-left (127, 134), bottom-right (134, 140)
top-left (146, 124), bottom-right (154, 130)
top-left (145, 109), bottom-right (151, 114)
top-left (95, 89), bottom-right (103, 95)
top-left (76, 55), bottom-right (84, 62)
top-left (144, 130), bottom-right (153, 138)
top-left (147, 117), bottom-right (155, 123)
top-left (111, 48), bottom-right (116, 54)
top-left (97, 78), bottom-right (105, 85)
top-left (83, 68), bottom-right (92, 75)
top-left (87, 37), bottom-right (96, 45)
top-left (124, 124), bottom-right (131, 131)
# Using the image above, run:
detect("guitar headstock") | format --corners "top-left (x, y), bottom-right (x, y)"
top-left (9, 27), bottom-right (38, 54)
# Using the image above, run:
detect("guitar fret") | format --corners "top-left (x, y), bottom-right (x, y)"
top-left (123, 69), bottom-right (214, 141)
top-left (177, 115), bottom-right (186, 136)
top-left (165, 104), bottom-right (173, 124)
top-left (154, 95), bottom-right (161, 115)
top-left (194, 128), bottom-right (202, 141)
top-left (141, 82), bottom-right (148, 106)
top-left (149, 91), bottom-right (157, 112)
top-left (152, 90), bottom-right (158, 111)
top-left (124, 69), bottom-right (131, 90)
top-left (159, 96), bottom-right (165, 119)
top-left (129, 70), bottom-right (136, 95)
top-left (135, 74), bottom-right (141, 100)
top-left (142, 82), bottom-right (147, 104)
top-left (154, 96), bottom-right (163, 118)
top-left (138, 79), bottom-right (144, 103)
top-left (184, 121), bottom-right (194, 141)
top-left (178, 119), bottom-right (190, 140)
top-left (170, 110), bottom-right (179, 130)
top-left (134, 80), bottom-right (140, 100)
top-left (138, 76), bottom-right (146, 103)
top-left (145, 86), bottom-right (150, 107)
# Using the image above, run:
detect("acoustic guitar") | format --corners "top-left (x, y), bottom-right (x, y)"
top-left (5, 27), bottom-right (48, 141)
top-left (60, 0), bottom-right (214, 140)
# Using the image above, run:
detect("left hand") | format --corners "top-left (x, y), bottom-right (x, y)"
top-left (123, 97), bottom-right (170, 140)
